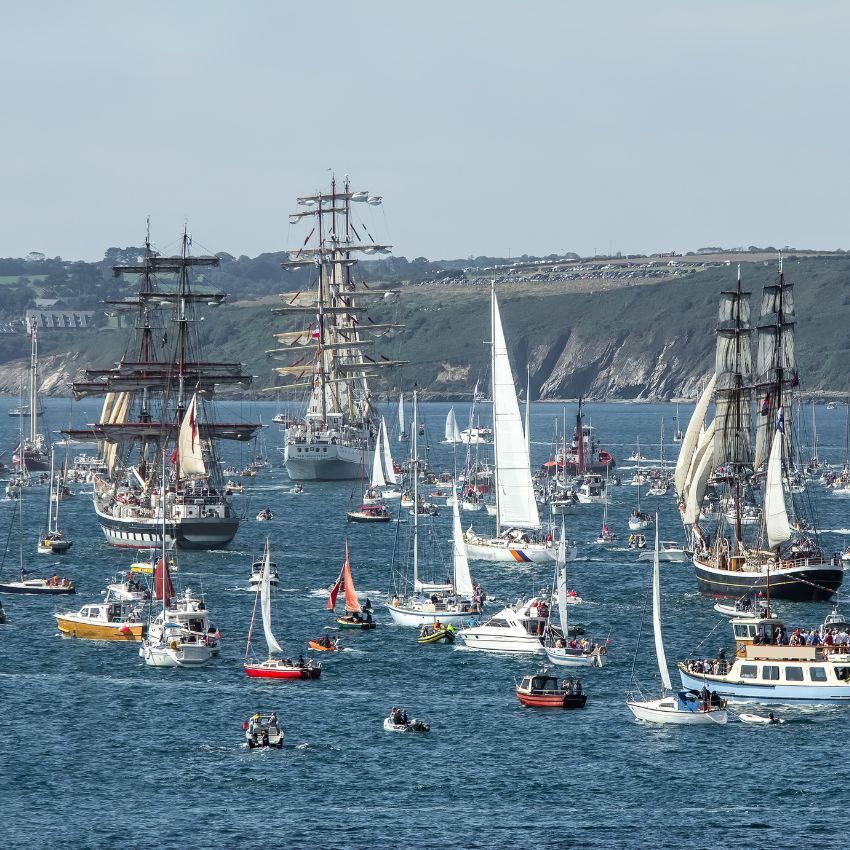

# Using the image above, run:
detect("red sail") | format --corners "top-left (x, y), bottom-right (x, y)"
top-left (327, 570), bottom-right (343, 612)
top-left (342, 543), bottom-right (361, 614)
top-left (154, 558), bottom-right (174, 607)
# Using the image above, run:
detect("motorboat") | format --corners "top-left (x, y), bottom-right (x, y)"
top-left (250, 555), bottom-right (280, 587)
top-left (55, 600), bottom-right (146, 641)
top-left (309, 636), bottom-right (340, 652)
top-left (417, 623), bottom-right (456, 644)
top-left (256, 508), bottom-right (274, 522)
top-left (574, 474), bottom-right (605, 505)
top-left (147, 586), bottom-right (220, 655)
top-left (638, 541), bottom-right (688, 562)
top-left (37, 531), bottom-right (72, 555)
top-left (713, 597), bottom-right (771, 619)
top-left (458, 597), bottom-right (549, 654)
top-left (627, 518), bottom-right (728, 724)
top-left (739, 712), bottom-right (784, 725)
top-left (628, 534), bottom-right (647, 550)
top-left (628, 509), bottom-right (653, 532)
top-left (245, 713), bottom-right (284, 748)
top-left (383, 708), bottom-right (429, 732)
top-left (516, 672), bottom-right (587, 709)
top-left (0, 572), bottom-right (76, 595)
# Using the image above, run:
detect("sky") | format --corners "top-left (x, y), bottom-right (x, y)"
top-left (2, 1), bottom-right (849, 263)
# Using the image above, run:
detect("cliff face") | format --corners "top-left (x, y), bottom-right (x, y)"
top-left (2, 255), bottom-right (849, 401)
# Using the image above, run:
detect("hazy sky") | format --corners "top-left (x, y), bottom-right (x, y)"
top-left (2, 1), bottom-right (848, 262)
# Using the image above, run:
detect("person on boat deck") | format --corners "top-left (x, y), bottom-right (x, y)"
top-left (297, 655), bottom-right (305, 667)
top-left (52, 574), bottom-right (59, 586)
top-left (562, 677), bottom-right (574, 693)
top-left (574, 679), bottom-right (582, 696)
top-left (433, 619), bottom-right (442, 632)
top-left (569, 637), bottom-right (578, 649)
top-left (420, 624), bottom-right (430, 637)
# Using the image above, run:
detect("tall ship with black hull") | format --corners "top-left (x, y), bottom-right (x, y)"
top-left (66, 227), bottom-right (259, 549)
top-left (677, 263), bottom-right (841, 602)
top-left (272, 176), bottom-right (404, 481)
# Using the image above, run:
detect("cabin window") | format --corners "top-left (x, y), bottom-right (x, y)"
top-left (835, 667), bottom-right (850, 682)
top-left (740, 665), bottom-right (757, 679)
top-left (784, 667), bottom-right (804, 682)
top-left (488, 619), bottom-right (509, 628)
top-left (809, 667), bottom-right (827, 682)
top-left (761, 666), bottom-right (780, 681)
top-left (733, 625), bottom-right (748, 638)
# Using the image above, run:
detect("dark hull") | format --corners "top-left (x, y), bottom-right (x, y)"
top-left (97, 512), bottom-right (239, 550)
top-left (693, 558), bottom-right (842, 602)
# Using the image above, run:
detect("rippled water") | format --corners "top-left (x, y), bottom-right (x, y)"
top-left (2, 398), bottom-right (850, 847)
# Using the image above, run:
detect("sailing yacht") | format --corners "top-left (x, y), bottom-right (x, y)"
top-left (626, 519), bottom-right (728, 724)
top-left (37, 443), bottom-right (72, 554)
top-left (595, 467), bottom-right (617, 544)
top-left (627, 472), bottom-right (652, 532)
top-left (244, 539), bottom-right (321, 680)
top-left (387, 392), bottom-right (480, 627)
top-left (545, 523), bottom-right (606, 667)
top-left (463, 284), bottom-right (558, 564)
top-left (442, 407), bottom-right (462, 445)
top-left (680, 264), bottom-right (842, 601)
top-left (12, 321), bottom-right (49, 472)
top-left (328, 543), bottom-right (376, 629)
top-left (274, 177), bottom-right (405, 480)
top-left (66, 226), bottom-right (259, 549)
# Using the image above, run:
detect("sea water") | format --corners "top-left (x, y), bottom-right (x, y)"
top-left (1, 397), bottom-right (849, 848)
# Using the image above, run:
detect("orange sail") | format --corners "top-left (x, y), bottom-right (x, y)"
top-left (342, 543), bottom-right (361, 614)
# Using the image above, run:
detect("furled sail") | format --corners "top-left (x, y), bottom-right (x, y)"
top-left (451, 494), bottom-right (474, 597)
top-left (178, 393), bottom-right (206, 477)
top-left (398, 394), bottom-right (405, 434)
top-left (765, 429), bottom-right (791, 549)
top-left (491, 286), bottom-right (540, 529)
top-left (261, 543), bottom-right (283, 655)
top-left (651, 520), bottom-right (672, 692)
top-left (380, 416), bottom-right (397, 485)
top-left (674, 375), bottom-right (716, 500)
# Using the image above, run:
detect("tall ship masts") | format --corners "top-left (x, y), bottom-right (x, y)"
top-left (274, 175), bottom-right (404, 481)
top-left (66, 224), bottom-right (259, 549)
top-left (684, 262), bottom-right (842, 601)
top-left (13, 321), bottom-right (49, 472)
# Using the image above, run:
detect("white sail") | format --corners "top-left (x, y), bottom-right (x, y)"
top-left (682, 418), bottom-right (716, 504)
top-left (651, 520), bottom-right (672, 692)
top-left (261, 543), bottom-right (283, 655)
top-left (380, 415), bottom-right (397, 484)
top-left (556, 522), bottom-right (568, 635)
top-left (398, 394), bottom-right (405, 433)
top-left (370, 419), bottom-right (386, 488)
top-left (178, 393), bottom-right (206, 477)
top-left (765, 429), bottom-right (791, 549)
top-left (674, 375), bottom-right (716, 500)
top-left (491, 286), bottom-right (540, 529)
top-left (684, 433), bottom-right (716, 525)
top-left (444, 407), bottom-right (461, 443)
top-left (451, 493), bottom-right (474, 596)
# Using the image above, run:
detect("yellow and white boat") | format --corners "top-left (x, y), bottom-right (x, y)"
top-left (55, 600), bottom-right (146, 641)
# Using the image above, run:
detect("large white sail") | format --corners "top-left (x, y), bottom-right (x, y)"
top-left (682, 418), bottom-right (716, 505)
top-left (370, 419), bottom-right (386, 488)
top-left (674, 375), bottom-right (716, 500)
top-left (765, 428), bottom-right (791, 549)
top-left (398, 394), bottom-right (405, 434)
top-left (178, 393), bottom-right (206, 477)
top-left (684, 433), bottom-right (716, 524)
top-left (261, 543), bottom-right (283, 655)
top-left (380, 415), bottom-right (397, 484)
top-left (491, 286), bottom-right (539, 529)
top-left (651, 520), bottom-right (672, 692)
top-left (444, 407), bottom-right (461, 443)
top-left (556, 522), bottom-right (568, 635)
top-left (451, 493), bottom-right (474, 596)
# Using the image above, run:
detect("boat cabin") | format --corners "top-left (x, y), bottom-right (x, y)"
top-left (518, 673), bottom-right (561, 695)
top-left (731, 615), bottom-right (783, 657)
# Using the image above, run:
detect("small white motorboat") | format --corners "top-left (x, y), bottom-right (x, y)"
top-left (739, 712), bottom-right (785, 725)
top-left (245, 712), bottom-right (284, 748)
top-left (256, 508), bottom-right (274, 522)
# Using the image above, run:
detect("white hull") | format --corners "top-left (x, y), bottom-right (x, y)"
top-left (545, 647), bottom-right (603, 667)
top-left (679, 667), bottom-right (850, 704)
top-left (140, 640), bottom-right (212, 668)
top-left (387, 604), bottom-right (473, 628)
top-left (628, 518), bottom-right (652, 531)
top-left (627, 697), bottom-right (727, 724)
top-left (458, 631), bottom-right (544, 654)
top-left (464, 538), bottom-right (560, 564)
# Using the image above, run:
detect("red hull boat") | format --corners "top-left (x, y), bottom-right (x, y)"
top-left (244, 661), bottom-right (321, 680)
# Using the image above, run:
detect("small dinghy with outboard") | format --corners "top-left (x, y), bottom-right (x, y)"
top-left (383, 707), bottom-right (430, 732)
top-left (740, 712), bottom-right (785, 725)
top-left (417, 622), bottom-right (456, 644)
top-left (244, 712), bottom-right (284, 748)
